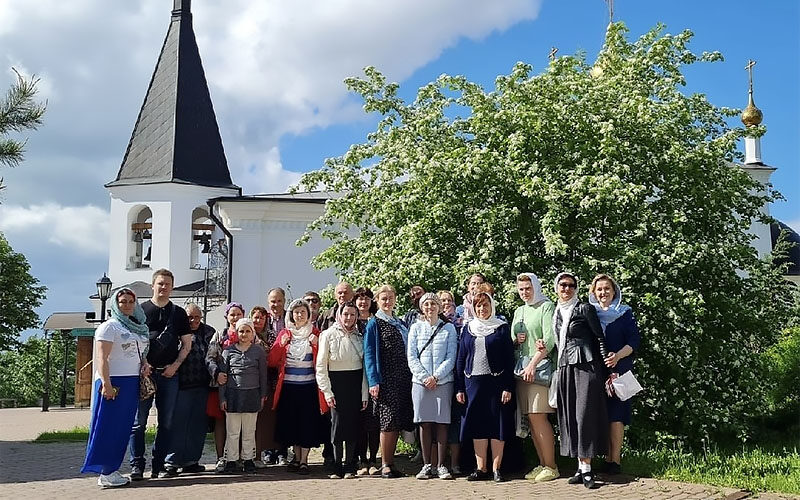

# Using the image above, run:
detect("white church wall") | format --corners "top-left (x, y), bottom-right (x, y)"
top-left (741, 164), bottom-right (776, 258)
top-left (218, 200), bottom-right (339, 310)
top-left (108, 183), bottom-right (238, 288)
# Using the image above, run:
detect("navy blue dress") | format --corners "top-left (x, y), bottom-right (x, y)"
top-left (604, 310), bottom-right (641, 425)
top-left (455, 323), bottom-right (515, 441)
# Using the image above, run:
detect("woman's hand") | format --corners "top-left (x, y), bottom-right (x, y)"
top-left (309, 335), bottom-right (318, 346)
top-left (361, 401), bottom-right (368, 411)
top-left (260, 396), bottom-right (267, 411)
top-left (326, 396), bottom-right (337, 408)
top-left (501, 391), bottom-right (512, 404)
top-left (217, 372), bottom-right (228, 385)
top-left (280, 335), bottom-right (290, 347)
top-left (604, 351), bottom-right (618, 368)
top-left (369, 384), bottom-right (380, 398)
top-left (423, 376), bottom-right (437, 389)
top-left (100, 381), bottom-right (117, 400)
top-left (220, 400), bottom-right (227, 412)
top-left (456, 392), bottom-right (466, 404)
top-left (522, 361), bottom-right (536, 383)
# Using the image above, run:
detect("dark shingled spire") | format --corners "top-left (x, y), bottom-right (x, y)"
top-left (107, 0), bottom-right (238, 189)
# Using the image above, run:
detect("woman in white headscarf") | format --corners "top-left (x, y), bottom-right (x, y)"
top-left (454, 283), bottom-right (515, 483)
top-left (550, 272), bottom-right (610, 489)
top-left (512, 273), bottom-right (558, 482)
top-left (316, 301), bottom-right (369, 479)
top-left (269, 299), bottom-right (328, 475)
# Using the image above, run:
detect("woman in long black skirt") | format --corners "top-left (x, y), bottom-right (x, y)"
top-left (316, 302), bottom-right (369, 478)
top-left (455, 283), bottom-right (515, 483)
top-left (551, 272), bottom-right (611, 489)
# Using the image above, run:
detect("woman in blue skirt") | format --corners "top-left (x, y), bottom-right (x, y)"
top-left (82, 288), bottom-right (151, 488)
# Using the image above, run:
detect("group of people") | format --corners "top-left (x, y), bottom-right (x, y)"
top-left (81, 268), bottom-right (640, 490)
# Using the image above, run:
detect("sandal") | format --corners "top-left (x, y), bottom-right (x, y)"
top-left (297, 463), bottom-right (310, 475)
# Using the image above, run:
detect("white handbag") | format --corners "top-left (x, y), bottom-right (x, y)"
top-left (611, 371), bottom-right (643, 401)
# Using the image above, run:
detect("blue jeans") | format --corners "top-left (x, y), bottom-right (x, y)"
top-left (165, 387), bottom-right (209, 467)
top-left (128, 370), bottom-right (179, 470)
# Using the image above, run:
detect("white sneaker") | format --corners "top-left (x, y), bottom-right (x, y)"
top-left (97, 471), bottom-right (130, 488)
top-left (437, 465), bottom-right (453, 479)
top-left (214, 457), bottom-right (226, 473)
top-left (416, 463), bottom-right (433, 479)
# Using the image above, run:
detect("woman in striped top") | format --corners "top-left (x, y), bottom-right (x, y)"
top-left (269, 299), bottom-right (328, 475)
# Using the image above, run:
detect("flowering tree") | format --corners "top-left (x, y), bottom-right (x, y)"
top-left (295, 23), bottom-right (798, 444)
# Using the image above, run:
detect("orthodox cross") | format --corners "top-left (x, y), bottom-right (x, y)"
top-left (549, 47), bottom-right (558, 61)
top-left (604, 0), bottom-right (614, 23)
top-left (745, 59), bottom-right (756, 93)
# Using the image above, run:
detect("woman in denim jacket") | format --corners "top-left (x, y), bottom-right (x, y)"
top-left (406, 293), bottom-right (458, 480)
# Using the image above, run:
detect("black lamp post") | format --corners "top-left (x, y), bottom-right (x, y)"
top-left (97, 273), bottom-right (113, 322)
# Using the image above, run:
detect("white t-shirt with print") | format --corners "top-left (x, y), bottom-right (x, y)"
top-left (94, 319), bottom-right (148, 378)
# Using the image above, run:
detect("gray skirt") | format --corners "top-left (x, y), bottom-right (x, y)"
top-left (412, 382), bottom-right (453, 424)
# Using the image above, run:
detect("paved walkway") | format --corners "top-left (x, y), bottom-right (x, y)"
top-left (0, 407), bottom-right (794, 499)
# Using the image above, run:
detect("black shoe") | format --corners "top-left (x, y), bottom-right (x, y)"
top-left (466, 469), bottom-right (490, 481)
top-left (297, 463), bottom-right (310, 475)
top-left (150, 468), bottom-right (163, 479)
top-left (381, 465), bottom-right (403, 479)
top-left (287, 460), bottom-right (300, 472)
top-left (243, 460), bottom-right (256, 474)
top-left (163, 466), bottom-right (180, 477)
top-left (223, 461), bottom-right (239, 474)
top-left (602, 461), bottom-right (621, 475)
top-left (567, 471), bottom-right (582, 484)
top-left (263, 450), bottom-right (276, 464)
top-left (582, 471), bottom-right (596, 489)
top-left (182, 463), bottom-right (206, 474)
top-left (493, 470), bottom-right (505, 483)
top-left (130, 465), bottom-right (144, 481)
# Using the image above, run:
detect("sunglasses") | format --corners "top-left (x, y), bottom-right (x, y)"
top-left (558, 282), bottom-right (577, 289)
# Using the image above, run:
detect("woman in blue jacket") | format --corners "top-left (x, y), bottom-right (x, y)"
top-left (363, 284), bottom-right (413, 478)
top-left (455, 283), bottom-right (515, 483)
top-left (407, 293), bottom-right (458, 480)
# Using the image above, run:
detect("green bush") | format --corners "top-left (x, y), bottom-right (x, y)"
top-left (762, 326), bottom-right (800, 429)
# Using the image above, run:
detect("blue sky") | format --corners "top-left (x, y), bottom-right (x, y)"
top-left (0, 0), bottom-right (797, 339)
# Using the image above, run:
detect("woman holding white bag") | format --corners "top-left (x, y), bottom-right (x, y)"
top-left (589, 274), bottom-right (641, 476)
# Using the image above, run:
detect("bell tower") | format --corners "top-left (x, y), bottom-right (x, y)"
top-left (105, 0), bottom-right (240, 288)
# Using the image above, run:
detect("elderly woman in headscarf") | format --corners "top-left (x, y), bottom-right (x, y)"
top-left (407, 292), bottom-right (458, 480)
top-left (589, 274), bottom-right (641, 476)
top-left (82, 288), bottom-right (151, 488)
top-left (206, 302), bottom-right (245, 473)
top-left (269, 299), bottom-right (327, 475)
top-left (316, 301), bottom-right (369, 479)
top-left (512, 273), bottom-right (559, 482)
top-left (550, 272), bottom-right (611, 489)
top-left (455, 283), bottom-right (515, 483)
top-left (363, 284), bottom-right (414, 479)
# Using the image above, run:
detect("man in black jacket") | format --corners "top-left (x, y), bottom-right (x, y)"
top-left (128, 269), bottom-right (192, 480)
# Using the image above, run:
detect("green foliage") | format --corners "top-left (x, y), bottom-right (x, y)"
top-left (296, 22), bottom-right (798, 445)
top-left (317, 283), bottom-right (336, 311)
top-left (0, 333), bottom-right (74, 407)
top-left (622, 444), bottom-right (800, 494)
top-left (0, 68), bottom-right (46, 194)
top-left (0, 232), bottom-right (48, 350)
top-left (35, 425), bottom-right (157, 443)
top-left (761, 326), bottom-right (800, 427)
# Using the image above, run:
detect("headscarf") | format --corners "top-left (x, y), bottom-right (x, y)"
top-left (468, 292), bottom-right (507, 337)
top-left (461, 292), bottom-right (476, 322)
top-left (376, 309), bottom-right (409, 337)
top-left (234, 317), bottom-right (255, 335)
top-left (285, 299), bottom-right (314, 360)
top-left (109, 288), bottom-right (149, 338)
top-left (588, 276), bottom-right (631, 332)
top-left (518, 272), bottom-right (549, 306)
top-left (335, 302), bottom-right (359, 335)
top-left (553, 272), bottom-right (579, 357)
top-left (418, 292), bottom-right (443, 324)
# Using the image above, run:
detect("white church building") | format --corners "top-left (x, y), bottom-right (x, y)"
top-left (96, 0), bottom-right (799, 325)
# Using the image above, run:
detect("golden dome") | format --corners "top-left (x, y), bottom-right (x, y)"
top-left (741, 92), bottom-right (763, 127)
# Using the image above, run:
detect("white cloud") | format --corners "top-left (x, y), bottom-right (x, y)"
top-left (0, 203), bottom-right (109, 255)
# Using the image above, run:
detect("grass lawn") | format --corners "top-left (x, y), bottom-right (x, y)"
top-left (34, 425), bottom-right (157, 444)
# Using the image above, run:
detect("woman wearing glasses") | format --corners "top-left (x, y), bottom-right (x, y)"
top-left (549, 272), bottom-right (611, 489)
